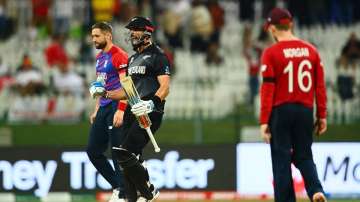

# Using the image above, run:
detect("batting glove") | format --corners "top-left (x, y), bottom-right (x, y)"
top-left (89, 81), bottom-right (106, 98)
top-left (131, 100), bottom-right (154, 116)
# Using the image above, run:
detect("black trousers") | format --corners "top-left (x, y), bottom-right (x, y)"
top-left (86, 101), bottom-right (125, 194)
top-left (118, 106), bottom-right (164, 155)
top-left (269, 103), bottom-right (324, 202)
top-left (113, 105), bottom-right (164, 202)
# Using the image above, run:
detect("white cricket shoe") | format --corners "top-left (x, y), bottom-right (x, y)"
top-left (109, 188), bottom-right (126, 202)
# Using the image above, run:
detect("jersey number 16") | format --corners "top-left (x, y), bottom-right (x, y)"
top-left (283, 59), bottom-right (312, 93)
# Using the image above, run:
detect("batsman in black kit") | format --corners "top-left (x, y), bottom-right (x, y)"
top-left (105, 16), bottom-right (171, 202)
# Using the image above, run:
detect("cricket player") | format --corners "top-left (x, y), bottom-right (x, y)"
top-left (259, 8), bottom-right (327, 202)
top-left (88, 22), bottom-right (128, 202)
top-left (94, 16), bottom-right (170, 202)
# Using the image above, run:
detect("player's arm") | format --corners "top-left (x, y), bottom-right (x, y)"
top-left (314, 54), bottom-right (327, 135)
top-left (90, 97), bottom-right (100, 124)
top-left (260, 49), bottom-right (275, 124)
top-left (113, 64), bottom-right (129, 126)
top-left (259, 49), bottom-right (275, 143)
top-left (106, 52), bottom-right (128, 101)
top-left (155, 75), bottom-right (170, 100)
top-left (151, 53), bottom-right (171, 106)
top-left (116, 53), bottom-right (129, 107)
top-left (104, 88), bottom-right (126, 100)
top-left (112, 51), bottom-right (129, 127)
top-left (115, 68), bottom-right (128, 106)
top-left (118, 64), bottom-right (128, 105)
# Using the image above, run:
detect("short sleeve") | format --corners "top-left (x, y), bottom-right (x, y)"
top-left (153, 54), bottom-right (171, 76)
top-left (112, 52), bottom-right (128, 72)
top-left (260, 48), bottom-right (274, 78)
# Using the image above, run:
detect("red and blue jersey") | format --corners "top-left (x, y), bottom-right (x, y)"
top-left (95, 45), bottom-right (128, 106)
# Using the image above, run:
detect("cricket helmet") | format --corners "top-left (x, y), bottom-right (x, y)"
top-left (125, 16), bottom-right (155, 36)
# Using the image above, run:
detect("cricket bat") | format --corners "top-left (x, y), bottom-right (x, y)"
top-left (120, 76), bottom-right (161, 153)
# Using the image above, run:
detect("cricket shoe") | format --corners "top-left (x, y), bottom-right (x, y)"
top-left (136, 185), bottom-right (160, 202)
top-left (109, 188), bottom-right (126, 202)
top-left (312, 192), bottom-right (327, 202)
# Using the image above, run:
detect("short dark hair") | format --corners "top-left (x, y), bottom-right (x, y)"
top-left (91, 22), bottom-right (113, 33)
top-left (275, 24), bottom-right (291, 31)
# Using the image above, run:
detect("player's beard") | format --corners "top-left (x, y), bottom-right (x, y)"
top-left (128, 33), bottom-right (149, 51)
top-left (95, 41), bottom-right (107, 50)
top-left (130, 35), bottom-right (143, 50)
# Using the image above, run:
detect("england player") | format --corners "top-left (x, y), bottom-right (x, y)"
top-left (260, 8), bottom-right (327, 202)
top-left (103, 16), bottom-right (171, 202)
top-left (88, 22), bottom-right (128, 202)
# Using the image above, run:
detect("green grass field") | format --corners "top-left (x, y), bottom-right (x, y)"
top-left (1, 103), bottom-right (359, 146)
top-left (1, 119), bottom-right (360, 146)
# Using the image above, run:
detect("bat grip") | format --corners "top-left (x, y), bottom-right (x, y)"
top-left (137, 115), bottom-right (152, 128)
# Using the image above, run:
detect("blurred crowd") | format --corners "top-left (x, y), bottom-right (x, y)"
top-left (0, 0), bottom-right (359, 123)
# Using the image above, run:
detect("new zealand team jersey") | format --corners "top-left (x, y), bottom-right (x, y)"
top-left (260, 39), bottom-right (327, 124)
top-left (96, 45), bottom-right (128, 106)
top-left (127, 44), bottom-right (171, 99)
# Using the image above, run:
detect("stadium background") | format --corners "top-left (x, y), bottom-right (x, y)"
top-left (0, 0), bottom-right (359, 201)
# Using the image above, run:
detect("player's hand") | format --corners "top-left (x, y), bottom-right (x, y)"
top-left (89, 81), bottom-right (106, 98)
top-left (131, 100), bottom-right (154, 116)
top-left (260, 124), bottom-right (271, 144)
top-left (314, 118), bottom-right (327, 136)
top-left (113, 110), bottom-right (124, 127)
top-left (89, 111), bottom-right (97, 124)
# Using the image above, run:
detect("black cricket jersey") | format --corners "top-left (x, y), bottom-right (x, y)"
top-left (127, 44), bottom-right (171, 99)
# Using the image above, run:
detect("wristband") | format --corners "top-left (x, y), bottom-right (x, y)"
top-left (151, 95), bottom-right (162, 108)
top-left (118, 102), bottom-right (127, 111)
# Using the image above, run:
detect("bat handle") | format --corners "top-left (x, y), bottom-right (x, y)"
top-left (145, 127), bottom-right (161, 153)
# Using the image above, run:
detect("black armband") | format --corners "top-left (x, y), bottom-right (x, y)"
top-left (151, 95), bottom-right (162, 108)
top-left (263, 77), bottom-right (275, 83)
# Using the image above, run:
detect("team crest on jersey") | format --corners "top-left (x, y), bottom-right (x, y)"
top-left (164, 65), bottom-right (170, 75)
top-left (261, 64), bottom-right (267, 72)
top-left (119, 64), bottom-right (127, 68)
top-left (129, 57), bottom-right (135, 65)
top-left (128, 65), bottom-right (146, 75)
top-left (142, 55), bottom-right (151, 60)
top-left (96, 72), bottom-right (107, 83)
